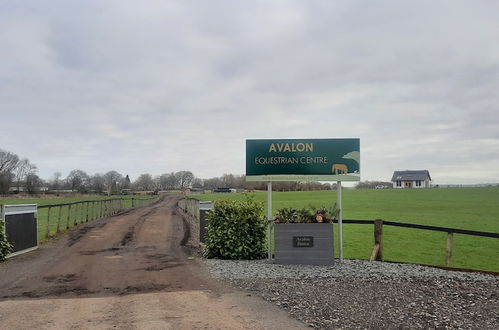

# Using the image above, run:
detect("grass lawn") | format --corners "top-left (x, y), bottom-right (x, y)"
top-left (0, 195), bottom-right (157, 241)
top-left (192, 187), bottom-right (499, 272)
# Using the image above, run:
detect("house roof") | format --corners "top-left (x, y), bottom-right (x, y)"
top-left (391, 170), bottom-right (431, 181)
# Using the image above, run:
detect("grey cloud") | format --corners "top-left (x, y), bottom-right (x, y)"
top-left (1, 0), bottom-right (498, 183)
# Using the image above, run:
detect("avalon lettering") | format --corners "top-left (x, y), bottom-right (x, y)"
top-left (268, 142), bottom-right (313, 153)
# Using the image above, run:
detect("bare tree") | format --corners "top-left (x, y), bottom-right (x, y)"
top-left (51, 172), bottom-right (62, 191)
top-left (103, 170), bottom-right (123, 195)
top-left (153, 175), bottom-right (161, 190)
top-left (175, 171), bottom-right (194, 189)
top-left (90, 174), bottom-right (105, 194)
top-left (158, 173), bottom-right (178, 190)
top-left (192, 177), bottom-right (204, 188)
top-left (25, 173), bottom-right (42, 194)
top-left (122, 175), bottom-right (131, 190)
top-left (133, 174), bottom-right (155, 191)
top-left (66, 169), bottom-right (89, 193)
top-left (0, 149), bottom-right (20, 194)
top-left (15, 158), bottom-right (37, 192)
top-left (165, 172), bottom-right (178, 190)
top-left (0, 149), bottom-right (19, 174)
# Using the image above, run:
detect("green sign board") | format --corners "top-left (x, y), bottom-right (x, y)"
top-left (246, 138), bottom-right (360, 182)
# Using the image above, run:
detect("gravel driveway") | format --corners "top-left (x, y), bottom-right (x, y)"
top-left (205, 259), bottom-right (499, 329)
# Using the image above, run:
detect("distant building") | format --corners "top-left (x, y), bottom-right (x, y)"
top-left (213, 187), bottom-right (232, 193)
top-left (391, 170), bottom-right (431, 189)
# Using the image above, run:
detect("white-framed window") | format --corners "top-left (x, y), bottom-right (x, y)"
top-left (416, 180), bottom-right (421, 187)
top-left (396, 181), bottom-right (401, 187)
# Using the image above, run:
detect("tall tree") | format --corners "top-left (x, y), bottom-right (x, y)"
top-left (165, 172), bottom-right (178, 190)
top-left (0, 149), bottom-right (20, 194)
top-left (66, 169), bottom-right (89, 193)
top-left (133, 173), bottom-right (155, 191)
top-left (158, 173), bottom-right (177, 190)
top-left (175, 171), bottom-right (194, 189)
top-left (103, 170), bottom-right (123, 195)
top-left (192, 177), bottom-right (204, 188)
top-left (122, 175), bottom-right (131, 189)
top-left (51, 172), bottom-right (62, 190)
top-left (90, 174), bottom-right (105, 194)
top-left (25, 173), bottom-right (42, 194)
top-left (15, 158), bottom-right (37, 191)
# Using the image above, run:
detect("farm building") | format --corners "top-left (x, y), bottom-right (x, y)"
top-left (391, 170), bottom-right (431, 189)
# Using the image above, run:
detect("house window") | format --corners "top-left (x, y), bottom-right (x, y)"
top-left (396, 181), bottom-right (401, 187)
top-left (416, 180), bottom-right (422, 187)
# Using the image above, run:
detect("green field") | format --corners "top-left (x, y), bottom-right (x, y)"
top-left (192, 187), bottom-right (499, 272)
top-left (0, 195), bottom-right (157, 241)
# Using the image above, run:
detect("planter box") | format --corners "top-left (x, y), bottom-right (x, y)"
top-left (274, 223), bottom-right (334, 265)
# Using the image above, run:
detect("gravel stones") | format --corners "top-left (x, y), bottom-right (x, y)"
top-left (205, 259), bottom-right (499, 329)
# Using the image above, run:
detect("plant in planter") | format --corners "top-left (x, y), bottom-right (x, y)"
top-left (274, 203), bottom-right (339, 224)
top-left (273, 203), bottom-right (339, 265)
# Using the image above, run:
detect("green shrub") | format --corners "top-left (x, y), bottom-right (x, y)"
top-left (0, 220), bottom-right (12, 261)
top-left (204, 196), bottom-right (266, 259)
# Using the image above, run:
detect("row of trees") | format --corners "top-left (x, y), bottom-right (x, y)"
top-left (1, 149), bottom-right (199, 195)
top-left (201, 174), bottom-right (335, 191)
top-left (2, 148), bottom-right (383, 195)
top-left (48, 170), bottom-right (197, 194)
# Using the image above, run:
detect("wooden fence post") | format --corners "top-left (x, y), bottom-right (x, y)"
top-left (370, 219), bottom-right (383, 261)
top-left (86, 202), bottom-right (89, 222)
top-left (445, 232), bottom-right (453, 267)
top-left (45, 207), bottom-right (52, 238)
top-left (66, 204), bottom-right (71, 229)
top-left (56, 206), bottom-right (62, 233)
top-left (73, 203), bottom-right (78, 226)
top-left (79, 202), bottom-right (83, 223)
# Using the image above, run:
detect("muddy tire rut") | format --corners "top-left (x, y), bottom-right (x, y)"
top-left (0, 195), bottom-right (305, 329)
top-left (0, 196), bottom-right (203, 299)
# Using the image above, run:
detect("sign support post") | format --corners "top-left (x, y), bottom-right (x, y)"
top-left (337, 181), bottom-right (343, 262)
top-left (267, 181), bottom-right (273, 260)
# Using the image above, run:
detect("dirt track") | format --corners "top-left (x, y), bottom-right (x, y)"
top-left (0, 195), bottom-right (305, 329)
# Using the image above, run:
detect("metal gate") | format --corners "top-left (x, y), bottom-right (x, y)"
top-left (1, 204), bottom-right (38, 257)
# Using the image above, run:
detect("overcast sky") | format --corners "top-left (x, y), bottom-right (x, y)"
top-left (1, 1), bottom-right (498, 184)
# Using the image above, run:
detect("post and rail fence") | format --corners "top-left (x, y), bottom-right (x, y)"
top-left (176, 197), bottom-right (499, 269)
top-left (333, 219), bottom-right (499, 267)
top-left (1, 197), bottom-right (159, 242)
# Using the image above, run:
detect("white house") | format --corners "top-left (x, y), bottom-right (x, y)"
top-left (391, 170), bottom-right (431, 189)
